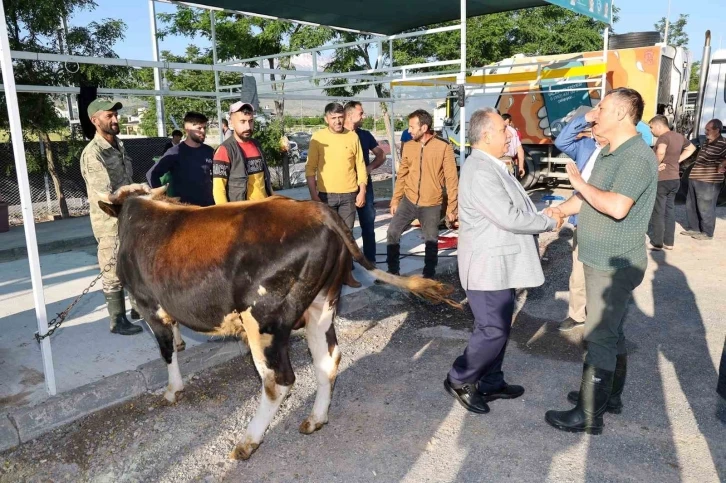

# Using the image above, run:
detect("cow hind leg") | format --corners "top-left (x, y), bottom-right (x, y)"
top-left (230, 309), bottom-right (295, 461)
top-left (146, 315), bottom-right (184, 403)
top-left (300, 293), bottom-right (341, 435)
top-left (172, 321), bottom-right (186, 352)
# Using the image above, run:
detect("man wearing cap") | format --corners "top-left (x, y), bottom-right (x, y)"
top-left (80, 99), bottom-right (143, 336)
top-left (212, 101), bottom-right (273, 203)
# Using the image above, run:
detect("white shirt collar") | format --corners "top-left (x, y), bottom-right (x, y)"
top-left (473, 148), bottom-right (508, 171)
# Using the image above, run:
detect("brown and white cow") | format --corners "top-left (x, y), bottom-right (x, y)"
top-left (97, 184), bottom-right (458, 460)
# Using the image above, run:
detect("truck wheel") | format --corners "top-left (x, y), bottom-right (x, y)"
top-left (519, 157), bottom-right (538, 190)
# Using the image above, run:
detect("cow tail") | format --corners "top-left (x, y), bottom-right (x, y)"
top-left (323, 208), bottom-right (462, 309)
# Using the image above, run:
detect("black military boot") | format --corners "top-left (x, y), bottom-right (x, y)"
top-left (422, 241), bottom-right (438, 279)
top-left (105, 291), bottom-right (143, 336)
top-left (568, 354), bottom-right (626, 414)
top-left (545, 364), bottom-right (614, 435)
top-left (386, 244), bottom-right (400, 276)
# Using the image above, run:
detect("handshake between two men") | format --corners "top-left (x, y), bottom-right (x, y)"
top-left (542, 161), bottom-right (584, 229)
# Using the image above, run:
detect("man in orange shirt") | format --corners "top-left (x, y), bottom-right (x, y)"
top-left (212, 102), bottom-right (273, 203)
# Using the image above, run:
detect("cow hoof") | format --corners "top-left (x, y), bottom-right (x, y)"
top-left (299, 418), bottom-right (326, 435)
top-left (230, 441), bottom-right (259, 460)
top-left (176, 341), bottom-right (186, 352)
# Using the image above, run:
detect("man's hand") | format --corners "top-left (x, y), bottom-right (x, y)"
top-left (311, 193), bottom-right (322, 203)
top-left (518, 165), bottom-right (526, 178)
top-left (566, 162), bottom-right (586, 191)
top-left (355, 190), bottom-right (366, 208)
top-left (719, 161), bottom-right (726, 174)
top-left (658, 163), bottom-right (667, 172)
top-left (366, 164), bottom-right (373, 175)
top-left (390, 202), bottom-right (398, 215)
top-left (544, 206), bottom-right (565, 230)
top-left (446, 212), bottom-right (457, 223)
top-left (584, 107), bottom-right (597, 124)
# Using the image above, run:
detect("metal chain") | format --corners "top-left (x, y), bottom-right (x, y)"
top-left (34, 239), bottom-right (119, 343)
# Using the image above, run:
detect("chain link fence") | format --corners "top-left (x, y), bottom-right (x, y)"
top-left (0, 137), bottom-right (169, 225)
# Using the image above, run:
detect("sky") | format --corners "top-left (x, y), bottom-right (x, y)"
top-left (69, 0), bottom-right (726, 62)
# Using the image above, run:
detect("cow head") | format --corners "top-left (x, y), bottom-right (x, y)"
top-left (97, 183), bottom-right (168, 217)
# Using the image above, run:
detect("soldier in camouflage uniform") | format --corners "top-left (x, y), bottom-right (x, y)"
top-left (80, 99), bottom-right (143, 336)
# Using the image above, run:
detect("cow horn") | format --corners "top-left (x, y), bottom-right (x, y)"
top-left (149, 185), bottom-right (168, 197)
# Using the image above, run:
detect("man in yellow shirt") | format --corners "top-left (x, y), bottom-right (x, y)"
top-left (212, 101), bottom-right (273, 203)
top-left (306, 102), bottom-right (368, 287)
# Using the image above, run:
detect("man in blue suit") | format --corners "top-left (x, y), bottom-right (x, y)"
top-left (554, 108), bottom-right (608, 332)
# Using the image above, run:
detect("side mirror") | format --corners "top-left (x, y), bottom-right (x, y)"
top-left (444, 117), bottom-right (454, 127)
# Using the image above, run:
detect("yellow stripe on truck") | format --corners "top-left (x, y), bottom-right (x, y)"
top-left (391, 63), bottom-right (606, 88)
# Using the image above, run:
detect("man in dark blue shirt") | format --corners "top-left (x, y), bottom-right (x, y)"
top-left (344, 101), bottom-right (386, 263)
top-left (147, 111), bottom-right (215, 206)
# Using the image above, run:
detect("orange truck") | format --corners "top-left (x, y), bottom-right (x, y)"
top-left (428, 36), bottom-right (691, 189)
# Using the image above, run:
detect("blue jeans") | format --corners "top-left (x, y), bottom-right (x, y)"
top-left (686, 179), bottom-right (722, 237)
top-left (356, 178), bottom-right (377, 263)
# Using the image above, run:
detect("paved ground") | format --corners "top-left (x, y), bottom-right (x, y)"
top-left (0, 198), bottom-right (724, 482)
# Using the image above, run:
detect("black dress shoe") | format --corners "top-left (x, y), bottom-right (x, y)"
top-left (479, 383), bottom-right (525, 402)
top-left (444, 379), bottom-right (490, 414)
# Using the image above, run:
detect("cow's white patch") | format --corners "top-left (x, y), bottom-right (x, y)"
top-left (300, 291), bottom-right (338, 434)
top-left (257, 285), bottom-right (267, 296)
top-left (164, 351), bottom-right (184, 403)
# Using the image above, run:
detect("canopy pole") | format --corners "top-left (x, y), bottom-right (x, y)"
top-left (210, 11), bottom-right (224, 143)
top-left (0, 0), bottom-right (56, 395)
top-left (458, 0), bottom-right (467, 165)
top-left (389, 40), bottom-right (397, 194)
top-left (149, 0), bottom-right (166, 137)
top-left (601, 26), bottom-right (609, 100)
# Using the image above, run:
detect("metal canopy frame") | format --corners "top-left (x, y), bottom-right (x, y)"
top-left (0, 0), bottom-right (610, 397)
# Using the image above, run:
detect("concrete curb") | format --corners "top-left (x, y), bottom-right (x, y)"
top-left (0, 339), bottom-right (246, 452)
top-left (0, 257), bottom-right (459, 453)
top-left (0, 236), bottom-right (97, 262)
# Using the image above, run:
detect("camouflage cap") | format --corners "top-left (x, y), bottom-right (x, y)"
top-left (87, 99), bottom-right (123, 118)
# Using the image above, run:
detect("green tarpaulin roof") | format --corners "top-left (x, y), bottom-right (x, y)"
top-left (182, 0), bottom-right (556, 35)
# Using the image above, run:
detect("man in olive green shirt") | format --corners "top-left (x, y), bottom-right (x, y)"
top-left (543, 88), bottom-right (657, 435)
top-left (80, 99), bottom-right (143, 336)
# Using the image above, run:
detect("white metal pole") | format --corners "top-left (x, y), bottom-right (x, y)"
top-left (458, 0), bottom-right (467, 165)
top-left (210, 11), bottom-right (224, 143)
top-left (149, 0), bottom-right (166, 137)
top-left (0, 0), bottom-right (57, 396)
top-left (601, 27), bottom-right (609, 100)
top-left (388, 40), bottom-right (397, 193)
top-left (664, 0), bottom-right (671, 44)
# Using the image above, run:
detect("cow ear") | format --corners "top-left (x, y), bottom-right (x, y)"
top-left (98, 200), bottom-right (121, 218)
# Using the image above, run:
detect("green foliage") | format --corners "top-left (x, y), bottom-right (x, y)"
top-left (252, 120), bottom-right (285, 167)
top-left (655, 14), bottom-right (689, 47)
top-left (690, 61), bottom-right (701, 92)
top-left (0, 0), bottom-right (133, 136)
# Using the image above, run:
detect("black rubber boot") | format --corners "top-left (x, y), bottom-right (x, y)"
top-left (545, 364), bottom-right (614, 435)
top-left (568, 354), bottom-right (626, 414)
top-left (386, 244), bottom-right (400, 276)
top-left (105, 291), bottom-right (143, 336)
top-left (422, 241), bottom-right (438, 279)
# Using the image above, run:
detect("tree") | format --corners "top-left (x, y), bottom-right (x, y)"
top-left (1, 0), bottom-right (132, 218)
top-left (655, 13), bottom-right (689, 47)
top-left (137, 46), bottom-right (238, 137)
top-left (156, 8), bottom-right (330, 120)
top-left (690, 61), bottom-right (700, 91)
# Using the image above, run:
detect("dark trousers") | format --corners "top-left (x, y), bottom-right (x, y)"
top-left (583, 261), bottom-right (646, 371)
top-left (386, 196), bottom-right (440, 244)
top-left (649, 179), bottom-right (680, 247)
top-left (686, 179), bottom-right (722, 237)
top-left (448, 289), bottom-right (516, 392)
top-left (319, 192), bottom-right (357, 232)
top-left (356, 178), bottom-right (376, 263)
